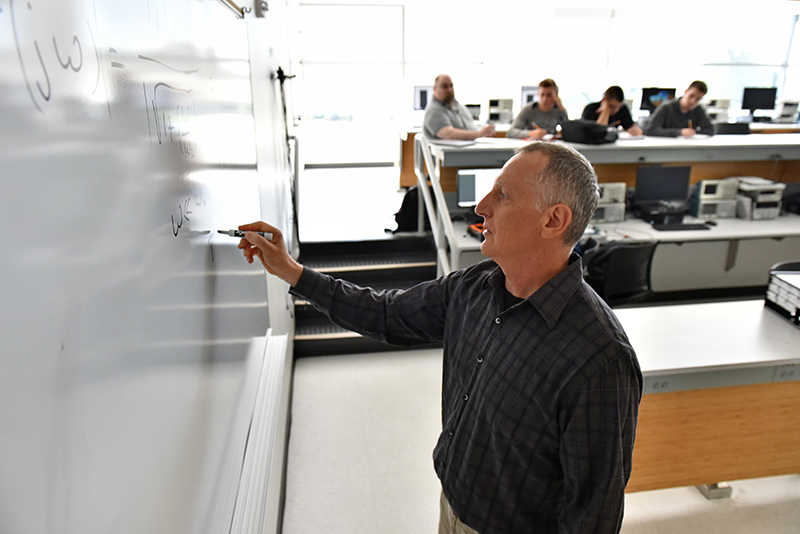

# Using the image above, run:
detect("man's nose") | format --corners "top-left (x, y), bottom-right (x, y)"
top-left (475, 197), bottom-right (490, 217)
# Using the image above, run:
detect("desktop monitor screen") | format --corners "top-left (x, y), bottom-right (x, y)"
top-left (457, 170), bottom-right (496, 208)
top-left (414, 86), bottom-right (433, 110)
top-left (634, 166), bottom-right (691, 204)
top-left (521, 86), bottom-right (538, 106)
top-left (640, 88), bottom-right (676, 112)
top-left (742, 87), bottom-right (777, 111)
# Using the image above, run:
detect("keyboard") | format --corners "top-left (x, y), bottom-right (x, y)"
top-left (651, 223), bottom-right (710, 231)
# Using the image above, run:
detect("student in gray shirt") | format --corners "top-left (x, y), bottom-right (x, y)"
top-left (644, 80), bottom-right (716, 137)
top-left (423, 74), bottom-right (496, 140)
top-left (507, 78), bottom-right (569, 139)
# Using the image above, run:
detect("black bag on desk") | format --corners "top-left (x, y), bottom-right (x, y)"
top-left (561, 119), bottom-right (618, 145)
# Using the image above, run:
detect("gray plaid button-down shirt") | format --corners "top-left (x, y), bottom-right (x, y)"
top-left (291, 255), bottom-right (642, 533)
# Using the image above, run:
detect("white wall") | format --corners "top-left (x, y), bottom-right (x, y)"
top-left (288, 0), bottom-right (800, 142)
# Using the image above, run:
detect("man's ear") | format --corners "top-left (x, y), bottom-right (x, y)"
top-left (542, 203), bottom-right (572, 240)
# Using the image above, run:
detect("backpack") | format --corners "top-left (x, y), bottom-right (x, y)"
top-left (394, 185), bottom-right (430, 233)
top-left (561, 119), bottom-right (619, 145)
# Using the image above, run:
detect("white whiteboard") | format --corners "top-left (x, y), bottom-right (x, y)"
top-left (0, 1), bottom-right (294, 533)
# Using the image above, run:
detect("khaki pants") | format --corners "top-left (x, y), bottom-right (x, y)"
top-left (438, 491), bottom-right (480, 534)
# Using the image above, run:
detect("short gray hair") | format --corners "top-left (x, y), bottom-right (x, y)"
top-left (515, 142), bottom-right (600, 246)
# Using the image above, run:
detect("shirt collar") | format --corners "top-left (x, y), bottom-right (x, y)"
top-left (486, 254), bottom-right (585, 329)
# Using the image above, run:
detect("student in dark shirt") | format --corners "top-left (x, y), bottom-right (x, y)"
top-left (582, 85), bottom-right (644, 136)
top-left (644, 80), bottom-right (716, 137)
top-left (236, 142), bottom-right (643, 534)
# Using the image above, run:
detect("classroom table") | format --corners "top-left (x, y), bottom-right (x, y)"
top-left (413, 134), bottom-right (800, 285)
top-left (422, 133), bottom-right (800, 191)
top-left (615, 299), bottom-right (800, 492)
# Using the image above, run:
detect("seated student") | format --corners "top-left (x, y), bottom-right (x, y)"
top-left (582, 86), bottom-right (643, 136)
top-left (423, 74), bottom-right (496, 140)
top-left (644, 81), bottom-right (716, 137)
top-left (507, 78), bottom-right (569, 139)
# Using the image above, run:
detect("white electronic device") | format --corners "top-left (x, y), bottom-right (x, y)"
top-left (765, 270), bottom-right (800, 329)
top-left (728, 177), bottom-right (785, 220)
top-left (705, 98), bottom-right (731, 122)
top-left (777, 101), bottom-right (798, 124)
top-left (488, 98), bottom-right (513, 123)
top-left (689, 198), bottom-right (738, 219)
top-left (591, 202), bottom-right (625, 223)
top-left (732, 176), bottom-right (786, 202)
top-left (598, 182), bottom-right (627, 204)
top-left (737, 195), bottom-right (782, 220)
top-left (707, 98), bottom-right (731, 110)
top-left (694, 179), bottom-right (739, 201)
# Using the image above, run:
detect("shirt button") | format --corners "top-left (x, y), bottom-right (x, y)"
top-left (477, 356), bottom-right (484, 363)
top-left (495, 317), bottom-right (501, 325)
top-left (463, 394), bottom-right (469, 401)
top-left (449, 429), bottom-right (454, 436)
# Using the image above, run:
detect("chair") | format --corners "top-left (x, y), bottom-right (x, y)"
top-left (584, 241), bottom-right (658, 307)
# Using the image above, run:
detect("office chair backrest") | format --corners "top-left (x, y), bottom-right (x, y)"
top-left (585, 241), bottom-right (658, 306)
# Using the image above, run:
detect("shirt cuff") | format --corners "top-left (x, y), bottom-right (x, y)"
top-left (289, 266), bottom-right (321, 299)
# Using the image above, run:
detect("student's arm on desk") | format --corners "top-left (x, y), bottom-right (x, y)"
top-left (507, 127), bottom-right (547, 140)
top-left (436, 125), bottom-right (495, 140)
top-left (643, 105), bottom-right (681, 137)
top-left (507, 108), bottom-right (532, 139)
top-left (507, 105), bottom-right (552, 139)
top-left (694, 109), bottom-right (716, 136)
top-left (626, 124), bottom-right (644, 136)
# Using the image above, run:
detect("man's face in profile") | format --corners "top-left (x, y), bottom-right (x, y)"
top-left (434, 76), bottom-right (455, 105)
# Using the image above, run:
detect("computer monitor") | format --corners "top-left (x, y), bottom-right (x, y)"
top-left (414, 86), bottom-right (433, 110)
top-left (465, 104), bottom-right (481, 120)
top-left (640, 88), bottom-right (676, 112)
top-left (457, 169), bottom-right (496, 208)
top-left (741, 87), bottom-right (777, 112)
top-left (521, 86), bottom-right (538, 106)
top-left (633, 165), bottom-right (691, 205)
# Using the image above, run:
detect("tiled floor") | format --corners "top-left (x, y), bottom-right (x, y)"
top-left (284, 167), bottom-right (800, 533)
top-left (282, 349), bottom-right (800, 534)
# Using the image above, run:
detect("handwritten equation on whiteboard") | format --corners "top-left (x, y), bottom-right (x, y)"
top-left (10, 0), bottom-right (206, 159)
top-left (171, 189), bottom-right (207, 237)
top-left (138, 55), bottom-right (199, 157)
top-left (10, 0), bottom-right (109, 116)
top-left (6, 0), bottom-right (257, 238)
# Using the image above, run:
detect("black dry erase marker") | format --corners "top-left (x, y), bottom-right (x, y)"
top-left (218, 229), bottom-right (274, 240)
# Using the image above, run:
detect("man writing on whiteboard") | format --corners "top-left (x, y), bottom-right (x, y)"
top-left (423, 74), bottom-right (496, 140)
top-left (237, 142), bottom-right (642, 533)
